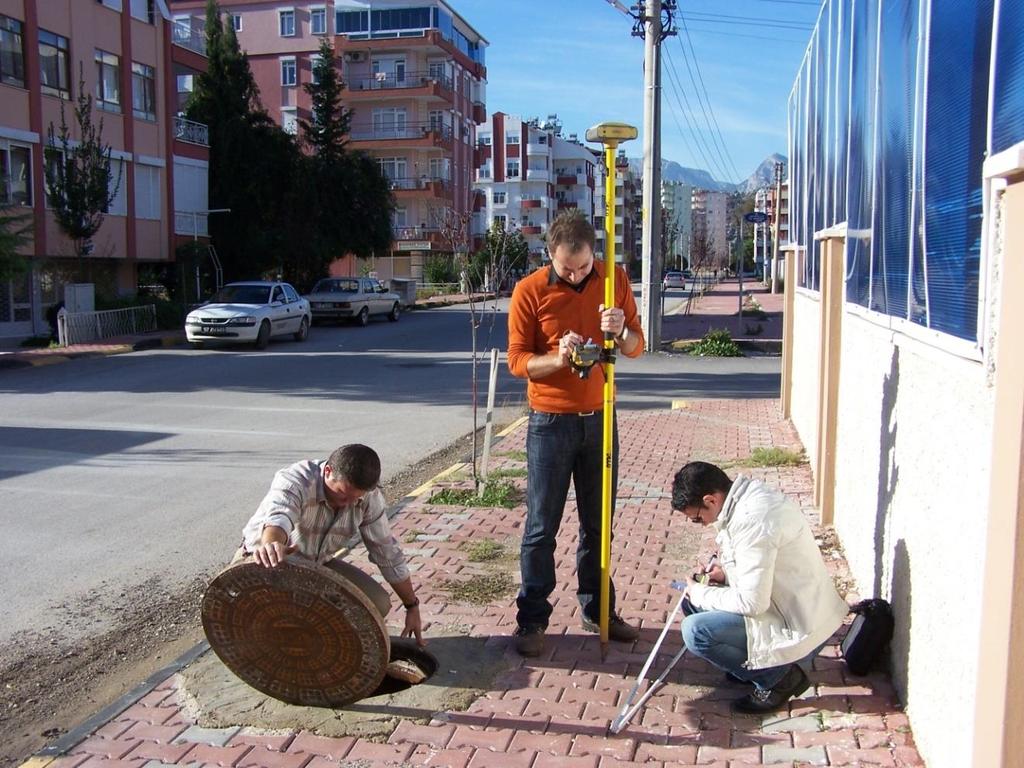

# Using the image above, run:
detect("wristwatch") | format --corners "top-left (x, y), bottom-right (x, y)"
top-left (617, 327), bottom-right (629, 343)
top-left (403, 597), bottom-right (420, 610)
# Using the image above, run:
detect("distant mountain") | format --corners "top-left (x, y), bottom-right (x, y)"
top-left (736, 153), bottom-right (787, 195)
top-left (626, 153), bottom-right (787, 196)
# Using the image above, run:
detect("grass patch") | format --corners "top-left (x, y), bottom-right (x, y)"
top-left (440, 572), bottom-right (516, 604)
top-left (487, 467), bottom-right (527, 480)
top-left (734, 447), bottom-right (807, 467)
top-left (18, 335), bottom-right (57, 349)
top-left (428, 479), bottom-right (520, 508)
top-left (461, 538), bottom-right (506, 562)
top-left (403, 529), bottom-right (426, 543)
top-left (496, 449), bottom-right (527, 462)
top-left (688, 328), bottom-right (743, 357)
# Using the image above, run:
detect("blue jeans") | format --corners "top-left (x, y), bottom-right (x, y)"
top-left (681, 602), bottom-right (824, 691)
top-left (517, 410), bottom-right (618, 629)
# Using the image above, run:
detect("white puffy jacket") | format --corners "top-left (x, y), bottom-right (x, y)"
top-left (687, 476), bottom-right (849, 669)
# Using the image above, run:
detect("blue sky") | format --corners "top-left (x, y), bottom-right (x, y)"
top-left (452, 0), bottom-right (822, 184)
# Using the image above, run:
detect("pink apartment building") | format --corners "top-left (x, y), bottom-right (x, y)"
top-left (170, 0), bottom-right (487, 280)
top-left (0, 0), bottom-right (210, 340)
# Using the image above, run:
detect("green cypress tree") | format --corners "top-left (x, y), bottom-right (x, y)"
top-left (300, 38), bottom-right (349, 163)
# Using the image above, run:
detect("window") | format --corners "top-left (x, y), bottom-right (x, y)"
top-left (95, 50), bottom-right (121, 111)
top-left (370, 7), bottom-right (431, 32)
top-left (377, 157), bottom-right (407, 184)
top-left (492, 190), bottom-right (506, 205)
top-left (130, 0), bottom-right (155, 23)
top-left (336, 10), bottom-right (368, 33)
top-left (493, 214), bottom-right (506, 227)
top-left (428, 60), bottom-right (445, 81)
top-left (97, 0), bottom-right (122, 10)
top-left (478, 135), bottom-right (491, 146)
top-left (429, 157), bottom-right (447, 180)
top-left (230, 13), bottom-right (242, 32)
top-left (283, 284), bottom-right (300, 303)
top-left (428, 109), bottom-right (444, 132)
top-left (39, 29), bottom-right (69, 98)
top-left (280, 56), bottom-right (296, 86)
top-left (310, 54), bottom-right (321, 85)
top-left (372, 107), bottom-right (407, 136)
top-left (506, 159), bottom-right (520, 178)
top-left (506, 132), bottom-right (519, 145)
top-left (0, 143), bottom-right (31, 206)
top-left (311, 6), bottom-right (327, 34)
top-left (131, 62), bottom-right (156, 120)
top-left (107, 159), bottom-right (127, 215)
top-left (134, 164), bottom-right (160, 220)
top-left (279, 9), bottom-right (295, 37)
top-left (281, 107), bottom-right (297, 134)
top-left (392, 207), bottom-right (407, 228)
top-left (0, 15), bottom-right (25, 88)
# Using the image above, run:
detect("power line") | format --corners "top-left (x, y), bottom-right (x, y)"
top-left (680, 24), bottom-right (808, 42)
top-left (663, 48), bottom-right (731, 182)
top-left (749, 0), bottom-right (821, 6)
top-left (674, 23), bottom-right (743, 181)
top-left (682, 11), bottom-right (814, 31)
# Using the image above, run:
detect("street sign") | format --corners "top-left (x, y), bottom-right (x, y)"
top-left (744, 211), bottom-right (769, 224)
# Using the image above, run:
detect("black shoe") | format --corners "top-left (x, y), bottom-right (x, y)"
top-left (513, 625), bottom-right (546, 657)
top-left (731, 665), bottom-right (810, 714)
top-left (580, 613), bottom-right (640, 643)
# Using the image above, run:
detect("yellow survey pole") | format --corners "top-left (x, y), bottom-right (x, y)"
top-left (585, 122), bottom-right (637, 659)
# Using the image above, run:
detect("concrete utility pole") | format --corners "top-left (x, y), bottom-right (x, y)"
top-left (640, 0), bottom-right (663, 352)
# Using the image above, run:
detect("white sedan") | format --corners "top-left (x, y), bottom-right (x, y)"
top-left (185, 281), bottom-right (311, 349)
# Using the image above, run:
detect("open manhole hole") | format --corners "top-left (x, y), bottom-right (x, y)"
top-left (372, 639), bottom-right (438, 696)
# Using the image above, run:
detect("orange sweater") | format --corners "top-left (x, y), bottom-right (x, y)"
top-left (507, 261), bottom-right (644, 413)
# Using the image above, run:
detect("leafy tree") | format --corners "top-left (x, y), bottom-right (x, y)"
top-left (186, 1), bottom-right (299, 286)
top-left (44, 70), bottom-right (122, 274)
top-left (300, 38), bottom-right (350, 162)
top-left (0, 193), bottom-right (32, 282)
top-left (469, 220), bottom-right (528, 290)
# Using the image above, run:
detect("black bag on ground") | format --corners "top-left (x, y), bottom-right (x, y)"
top-left (841, 598), bottom-right (895, 675)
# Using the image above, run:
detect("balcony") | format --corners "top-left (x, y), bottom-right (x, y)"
top-left (521, 225), bottom-right (544, 236)
top-left (393, 226), bottom-right (445, 250)
top-left (175, 211), bottom-right (208, 237)
top-left (526, 141), bottom-right (548, 155)
top-left (557, 200), bottom-right (578, 210)
top-left (348, 71), bottom-right (454, 103)
top-left (387, 176), bottom-right (452, 199)
top-left (174, 116), bottom-right (209, 147)
top-left (525, 169), bottom-right (550, 182)
top-left (520, 198), bottom-right (545, 209)
top-left (349, 121), bottom-right (454, 149)
top-left (171, 19), bottom-right (206, 56)
top-left (472, 101), bottom-right (486, 124)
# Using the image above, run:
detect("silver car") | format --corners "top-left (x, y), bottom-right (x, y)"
top-left (306, 277), bottom-right (402, 326)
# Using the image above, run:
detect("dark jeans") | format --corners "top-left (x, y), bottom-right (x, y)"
top-left (517, 409), bottom-right (619, 629)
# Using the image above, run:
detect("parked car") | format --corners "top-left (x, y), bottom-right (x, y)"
top-left (184, 281), bottom-right (311, 350)
top-left (663, 271), bottom-right (686, 290)
top-left (306, 277), bottom-right (401, 326)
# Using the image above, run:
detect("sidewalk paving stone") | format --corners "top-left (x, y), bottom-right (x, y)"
top-left (34, 398), bottom-right (924, 768)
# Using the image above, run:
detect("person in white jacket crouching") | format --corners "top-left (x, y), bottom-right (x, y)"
top-left (671, 461), bottom-right (849, 713)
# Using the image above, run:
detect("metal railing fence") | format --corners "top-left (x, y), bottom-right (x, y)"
top-left (57, 305), bottom-right (157, 346)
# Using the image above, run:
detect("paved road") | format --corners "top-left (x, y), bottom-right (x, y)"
top-left (0, 299), bottom-right (778, 646)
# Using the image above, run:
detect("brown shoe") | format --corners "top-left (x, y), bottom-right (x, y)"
top-left (581, 613), bottom-right (640, 643)
top-left (514, 625), bottom-right (546, 657)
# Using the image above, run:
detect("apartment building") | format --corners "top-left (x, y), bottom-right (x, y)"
top-left (660, 180), bottom-right (692, 271)
top-left (611, 150), bottom-right (639, 271)
top-left (0, 0), bottom-right (210, 340)
top-left (781, 1), bottom-right (1022, 765)
top-left (170, 0), bottom-right (487, 280)
top-left (473, 113), bottom-right (601, 264)
top-left (690, 187), bottom-right (727, 269)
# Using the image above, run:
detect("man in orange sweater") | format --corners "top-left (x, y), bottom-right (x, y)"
top-left (506, 211), bottom-right (645, 657)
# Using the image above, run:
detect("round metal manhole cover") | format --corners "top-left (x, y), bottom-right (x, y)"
top-left (201, 558), bottom-right (390, 707)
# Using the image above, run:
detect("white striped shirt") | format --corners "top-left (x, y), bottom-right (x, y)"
top-left (242, 459), bottom-right (409, 583)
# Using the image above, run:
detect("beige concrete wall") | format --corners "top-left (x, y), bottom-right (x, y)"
top-left (789, 290), bottom-right (821, 473)
top-left (830, 314), bottom-right (992, 768)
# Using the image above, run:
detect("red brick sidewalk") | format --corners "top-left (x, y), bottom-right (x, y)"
top-left (39, 400), bottom-right (922, 768)
top-left (662, 280), bottom-right (783, 345)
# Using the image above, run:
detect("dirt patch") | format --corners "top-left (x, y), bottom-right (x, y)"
top-left (0, 418), bottom-right (526, 768)
top-left (0, 575), bottom-right (210, 768)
